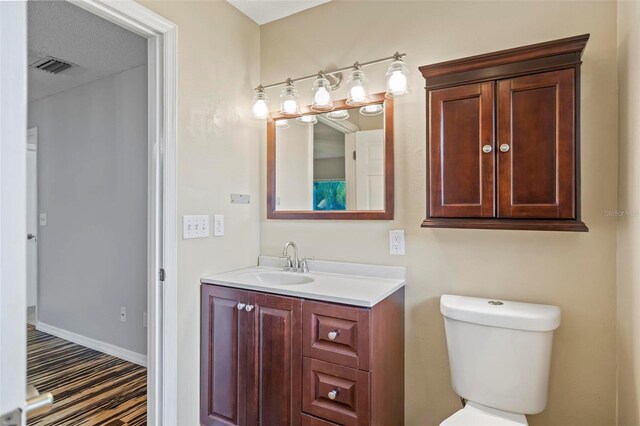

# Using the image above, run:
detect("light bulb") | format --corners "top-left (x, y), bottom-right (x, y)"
top-left (251, 86), bottom-right (269, 120)
top-left (385, 55), bottom-right (409, 98)
top-left (296, 115), bottom-right (317, 125)
top-left (283, 99), bottom-right (298, 115)
top-left (252, 99), bottom-right (268, 119)
top-left (279, 79), bottom-right (300, 116)
top-left (350, 85), bottom-right (366, 103)
top-left (346, 66), bottom-right (370, 106)
top-left (388, 71), bottom-right (407, 94)
top-left (314, 87), bottom-right (331, 106)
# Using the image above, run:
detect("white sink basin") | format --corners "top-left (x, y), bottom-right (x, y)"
top-left (235, 271), bottom-right (314, 286)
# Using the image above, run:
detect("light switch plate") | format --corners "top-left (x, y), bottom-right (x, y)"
top-left (390, 230), bottom-right (405, 255)
top-left (39, 213), bottom-right (47, 226)
top-left (214, 214), bottom-right (224, 236)
top-left (183, 215), bottom-right (210, 239)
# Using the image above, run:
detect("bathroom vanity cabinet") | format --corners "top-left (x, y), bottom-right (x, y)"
top-left (420, 34), bottom-right (589, 232)
top-left (200, 283), bottom-right (405, 426)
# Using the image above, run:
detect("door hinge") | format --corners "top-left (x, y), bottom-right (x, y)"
top-left (159, 268), bottom-right (165, 282)
top-left (0, 408), bottom-right (21, 426)
top-left (353, 150), bottom-right (357, 161)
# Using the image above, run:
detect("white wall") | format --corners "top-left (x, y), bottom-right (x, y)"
top-left (616, 1), bottom-right (640, 424)
top-left (28, 65), bottom-right (148, 356)
top-left (261, 2), bottom-right (618, 425)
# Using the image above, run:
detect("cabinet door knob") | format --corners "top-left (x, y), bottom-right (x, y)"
top-left (327, 389), bottom-right (338, 400)
top-left (245, 304), bottom-right (254, 312)
top-left (327, 331), bottom-right (338, 340)
top-left (237, 302), bottom-right (246, 310)
top-left (499, 144), bottom-right (510, 153)
top-left (482, 145), bottom-right (492, 153)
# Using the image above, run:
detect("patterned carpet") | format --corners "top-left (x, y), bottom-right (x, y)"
top-left (27, 325), bottom-right (147, 426)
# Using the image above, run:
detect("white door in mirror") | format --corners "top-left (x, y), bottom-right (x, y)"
top-left (390, 230), bottom-right (405, 255)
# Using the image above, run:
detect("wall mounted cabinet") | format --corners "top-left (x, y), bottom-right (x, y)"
top-left (420, 34), bottom-right (589, 231)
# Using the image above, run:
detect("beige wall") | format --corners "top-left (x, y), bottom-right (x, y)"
top-left (617, 1), bottom-right (640, 424)
top-left (261, 2), bottom-right (618, 425)
top-left (138, 1), bottom-right (261, 424)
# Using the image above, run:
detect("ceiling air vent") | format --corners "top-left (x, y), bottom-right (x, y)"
top-left (30, 56), bottom-right (74, 74)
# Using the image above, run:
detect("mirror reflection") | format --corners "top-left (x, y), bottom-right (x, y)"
top-left (275, 104), bottom-right (385, 211)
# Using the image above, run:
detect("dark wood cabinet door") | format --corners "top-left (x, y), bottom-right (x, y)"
top-left (429, 81), bottom-right (495, 217)
top-left (246, 292), bottom-right (302, 426)
top-left (497, 69), bottom-right (575, 218)
top-left (201, 285), bottom-right (251, 426)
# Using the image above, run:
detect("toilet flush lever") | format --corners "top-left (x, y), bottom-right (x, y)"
top-left (488, 300), bottom-right (504, 306)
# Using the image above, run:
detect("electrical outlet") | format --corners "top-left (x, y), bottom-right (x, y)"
top-left (120, 307), bottom-right (127, 322)
top-left (214, 214), bottom-right (224, 236)
top-left (183, 215), bottom-right (210, 239)
top-left (143, 312), bottom-right (148, 328)
top-left (389, 230), bottom-right (405, 255)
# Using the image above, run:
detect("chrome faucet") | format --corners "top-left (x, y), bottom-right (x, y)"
top-left (281, 241), bottom-right (312, 273)
top-left (282, 241), bottom-right (299, 269)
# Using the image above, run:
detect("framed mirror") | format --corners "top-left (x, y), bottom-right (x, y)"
top-left (267, 93), bottom-right (394, 220)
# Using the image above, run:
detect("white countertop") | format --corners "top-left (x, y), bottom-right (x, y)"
top-left (201, 256), bottom-right (406, 307)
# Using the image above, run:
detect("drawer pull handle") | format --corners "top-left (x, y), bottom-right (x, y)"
top-left (237, 302), bottom-right (246, 310)
top-left (482, 144), bottom-right (492, 153)
top-left (328, 389), bottom-right (338, 400)
top-left (327, 331), bottom-right (338, 340)
top-left (500, 144), bottom-right (510, 153)
top-left (245, 304), bottom-right (254, 312)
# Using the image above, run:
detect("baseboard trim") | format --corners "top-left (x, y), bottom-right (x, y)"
top-left (36, 321), bottom-right (147, 367)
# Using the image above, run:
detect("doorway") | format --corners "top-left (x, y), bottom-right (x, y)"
top-left (0, 1), bottom-right (177, 425)
top-left (26, 128), bottom-right (37, 327)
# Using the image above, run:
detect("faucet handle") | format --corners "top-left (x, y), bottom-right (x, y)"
top-left (300, 256), bottom-right (314, 273)
top-left (279, 255), bottom-right (293, 269)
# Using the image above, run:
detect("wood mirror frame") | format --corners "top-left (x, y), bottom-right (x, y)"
top-left (267, 93), bottom-right (394, 220)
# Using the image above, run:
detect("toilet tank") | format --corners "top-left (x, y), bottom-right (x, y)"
top-left (440, 295), bottom-right (561, 415)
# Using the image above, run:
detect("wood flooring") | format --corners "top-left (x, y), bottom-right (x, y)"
top-left (27, 324), bottom-right (147, 426)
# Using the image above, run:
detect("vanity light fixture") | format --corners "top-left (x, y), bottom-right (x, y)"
top-left (295, 115), bottom-right (318, 125)
top-left (252, 52), bottom-right (407, 118)
top-left (251, 85), bottom-right (269, 120)
top-left (279, 79), bottom-right (300, 116)
top-left (326, 110), bottom-right (350, 121)
top-left (360, 104), bottom-right (384, 116)
top-left (311, 72), bottom-right (334, 111)
top-left (385, 52), bottom-right (410, 98)
top-left (346, 63), bottom-right (371, 106)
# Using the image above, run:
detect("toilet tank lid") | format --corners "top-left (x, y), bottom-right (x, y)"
top-left (440, 295), bottom-right (561, 332)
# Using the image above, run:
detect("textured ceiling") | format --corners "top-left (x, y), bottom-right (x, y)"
top-left (28, 1), bottom-right (147, 102)
top-left (226, 0), bottom-right (331, 25)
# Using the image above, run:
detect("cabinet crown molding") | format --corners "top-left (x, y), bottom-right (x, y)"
top-left (420, 34), bottom-right (590, 90)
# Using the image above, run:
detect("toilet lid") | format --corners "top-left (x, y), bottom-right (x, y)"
top-left (439, 402), bottom-right (528, 426)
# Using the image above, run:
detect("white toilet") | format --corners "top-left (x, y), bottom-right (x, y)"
top-left (439, 294), bottom-right (561, 426)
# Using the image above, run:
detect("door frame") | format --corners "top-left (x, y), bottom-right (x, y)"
top-left (26, 127), bottom-right (37, 320)
top-left (0, 1), bottom-right (178, 424)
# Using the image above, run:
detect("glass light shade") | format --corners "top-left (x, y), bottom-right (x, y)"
top-left (359, 104), bottom-right (384, 116)
top-left (311, 75), bottom-right (334, 111)
top-left (275, 119), bottom-right (290, 129)
top-left (346, 69), bottom-right (371, 106)
top-left (251, 89), bottom-right (269, 120)
top-left (385, 59), bottom-right (409, 98)
top-left (326, 110), bottom-right (350, 121)
top-left (279, 82), bottom-right (300, 116)
top-left (295, 115), bottom-right (317, 125)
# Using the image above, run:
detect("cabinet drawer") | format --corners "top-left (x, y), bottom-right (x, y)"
top-left (303, 301), bottom-right (370, 370)
top-left (302, 357), bottom-right (370, 426)
top-left (301, 413), bottom-right (340, 426)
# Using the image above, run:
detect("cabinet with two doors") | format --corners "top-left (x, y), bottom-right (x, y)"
top-left (421, 34), bottom-right (590, 231)
top-left (200, 284), bottom-right (404, 426)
